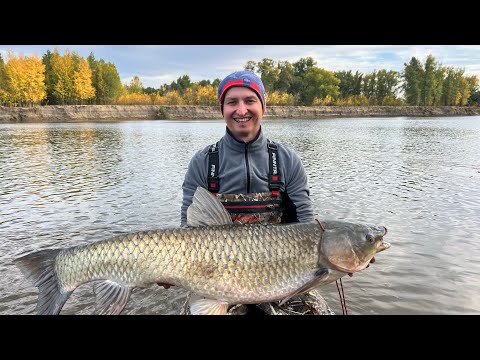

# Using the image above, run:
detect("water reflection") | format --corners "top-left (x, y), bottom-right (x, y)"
top-left (1, 117), bottom-right (479, 314)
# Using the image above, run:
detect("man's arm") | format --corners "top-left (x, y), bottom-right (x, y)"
top-left (282, 149), bottom-right (314, 223)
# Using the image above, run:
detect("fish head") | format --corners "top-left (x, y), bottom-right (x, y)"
top-left (319, 220), bottom-right (390, 274)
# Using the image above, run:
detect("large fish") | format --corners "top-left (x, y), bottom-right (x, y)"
top-left (14, 186), bottom-right (390, 315)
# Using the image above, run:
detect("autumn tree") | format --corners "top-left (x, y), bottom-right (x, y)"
top-left (73, 58), bottom-right (96, 104)
top-left (49, 48), bottom-right (77, 104)
top-left (195, 85), bottom-right (216, 105)
top-left (127, 75), bottom-right (144, 94)
top-left (0, 54), bottom-right (8, 105)
top-left (4, 51), bottom-right (46, 106)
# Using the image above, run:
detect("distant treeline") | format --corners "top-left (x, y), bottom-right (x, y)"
top-left (1, 48), bottom-right (479, 107)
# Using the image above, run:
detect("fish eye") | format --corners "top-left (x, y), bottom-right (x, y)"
top-left (366, 234), bottom-right (374, 243)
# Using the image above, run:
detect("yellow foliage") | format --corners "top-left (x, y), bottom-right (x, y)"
top-left (73, 58), bottom-right (95, 103)
top-left (5, 50), bottom-right (46, 106)
top-left (183, 88), bottom-right (196, 105)
top-left (335, 95), bottom-right (371, 106)
top-left (195, 85), bottom-right (216, 105)
top-left (164, 90), bottom-right (183, 105)
top-left (266, 91), bottom-right (295, 105)
top-left (312, 95), bottom-right (333, 106)
top-left (117, 93), bottom-right (152, 105)
top-left (50, 48), bottom-right (75, 104)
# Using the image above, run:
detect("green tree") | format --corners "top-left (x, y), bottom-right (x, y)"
top-left (256, 58), bottom-right (279, 93)
top-left (175, 75), bottom-right (192, 95)
top-left (403, 57), bottom-right (424, 105)
top-left (90, 58), bottom-right (123, 104)
top-left (291, 57), bottom-right (317, 104)
top-left (335, 70), bottom-right (363, 98)
top-left (466, 75), bottom-right (479, 106)
top-left (376, 70), bottom-right (400, 104)
top-left (303, 67), bottom-right (340, 105)
top-left (275, 61), bottom-right (294, 94)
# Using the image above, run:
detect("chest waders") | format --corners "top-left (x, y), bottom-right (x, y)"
top-left (207, 139), bottom-right (284, 224)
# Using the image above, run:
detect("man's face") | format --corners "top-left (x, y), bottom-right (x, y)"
top-left (222, 87), bottom-right (263, 143)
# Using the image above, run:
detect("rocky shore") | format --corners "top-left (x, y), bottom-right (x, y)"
top-left (1, 105), bottom-right (480, 123)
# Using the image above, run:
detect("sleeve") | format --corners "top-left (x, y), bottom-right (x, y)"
top-left (282, 149), bottom-right (314, 223)
top-left (180, 150), bottom-right (208, 226)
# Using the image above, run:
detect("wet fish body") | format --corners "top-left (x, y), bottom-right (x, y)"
top-left (14, 187), bottom-right (390, 315)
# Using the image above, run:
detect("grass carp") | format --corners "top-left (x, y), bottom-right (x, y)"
top-left (14, 186), bottom-right (390, 315)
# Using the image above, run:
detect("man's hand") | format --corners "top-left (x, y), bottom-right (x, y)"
top-left (348, 257), bottom-right (376, 277)
top-left (157, 283), bottom-right (173, 289)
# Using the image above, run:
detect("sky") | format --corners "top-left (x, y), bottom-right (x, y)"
top-left (1, 45), bottom-right (480, 89)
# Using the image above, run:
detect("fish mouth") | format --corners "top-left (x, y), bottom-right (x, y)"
top-left (377, 240), bottom-right (391, 252)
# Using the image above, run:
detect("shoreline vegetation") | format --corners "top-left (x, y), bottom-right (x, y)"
top-left (1, 105), bottom-right (480, 123)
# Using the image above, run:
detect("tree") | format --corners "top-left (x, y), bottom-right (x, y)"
top-left (256, 58), bottom-right (279, 93)
top-left (291, 57), bottom-right (317, 104)
top-left (335, 70), bottom-right (364, 98)
top-left (128, 75), bottom-right (144, 94)
top-left (73, 58), bottom-right (95, 104)
top-left (376, 70), bottom-right (400, 104)
top-left (4, 51), bottom-right (46, 106)
top-left (90, 58), bottom-right (123, 104)
top-left (275, 61), bottom-right (294, 94)
top-left (0, 54), bottom-right (9, 105)
top-left (403, 57), bottom-right (424, 105)
top-left (303, 67), bottom-right (340, 105)
top-left (176, 75), bottom-right (192, 95)
top-left (50, 48), bottom-right (76, 104)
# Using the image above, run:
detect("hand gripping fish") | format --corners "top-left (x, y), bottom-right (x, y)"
top-left (14, 186), bottom-right (390, 315)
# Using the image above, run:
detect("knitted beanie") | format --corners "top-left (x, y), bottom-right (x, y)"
top-left (218, 70), bottom-right (266, 114)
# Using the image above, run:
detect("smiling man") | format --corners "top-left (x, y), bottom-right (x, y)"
top-left (179, 70), bottom-right (315, 314)
top-left (181, 70), bottom-right (313, 226)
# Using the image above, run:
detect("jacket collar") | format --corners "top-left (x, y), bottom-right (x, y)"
top-left (224, 126), bottom-right (266, 152)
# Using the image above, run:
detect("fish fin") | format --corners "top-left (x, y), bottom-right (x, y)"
top-left (13, 249), bottom-right (72, 315)
top-left (189, 294), bottom-right (229, 315)
top-left (187, 187), bottom-right (232, 227)
top-left (93, 280), bottom-right (133, 315)
top-left (278, 268), bottom-right (330, 306)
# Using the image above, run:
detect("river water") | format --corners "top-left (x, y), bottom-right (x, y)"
top-left (1, 116), bottom-right (479, 315)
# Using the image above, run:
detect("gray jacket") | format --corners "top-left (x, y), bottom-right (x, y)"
top-left (181, 127), bottom-right (313, 226)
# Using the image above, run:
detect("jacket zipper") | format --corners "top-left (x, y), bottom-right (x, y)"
top-left (245, 144), bottom-right (251, 193)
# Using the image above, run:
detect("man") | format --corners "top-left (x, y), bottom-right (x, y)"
top-left (177, 70), bottom-right (318, 314)
top-left (181, 70), bottom-right (313, 227)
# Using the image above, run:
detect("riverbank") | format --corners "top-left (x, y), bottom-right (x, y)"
top-left (1, 105), bottom-right (480, 122)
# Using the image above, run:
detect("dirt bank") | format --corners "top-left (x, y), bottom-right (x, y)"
top-left (1, 105), bottom-right (479, 123)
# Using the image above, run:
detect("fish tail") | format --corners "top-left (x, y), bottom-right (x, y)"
top-left (14, 249), bottom-right (72, 315)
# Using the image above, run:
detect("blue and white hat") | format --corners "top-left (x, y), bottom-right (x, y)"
top-left (218, 70), bottom-right (266, 114)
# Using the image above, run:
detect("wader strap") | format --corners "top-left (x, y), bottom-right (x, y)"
top-left (207, 142), bottom-right (220, 194)
top-left (267, 139), bottom-right (282, 196)
top-left (222, 200), bottom-right (281, 213)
